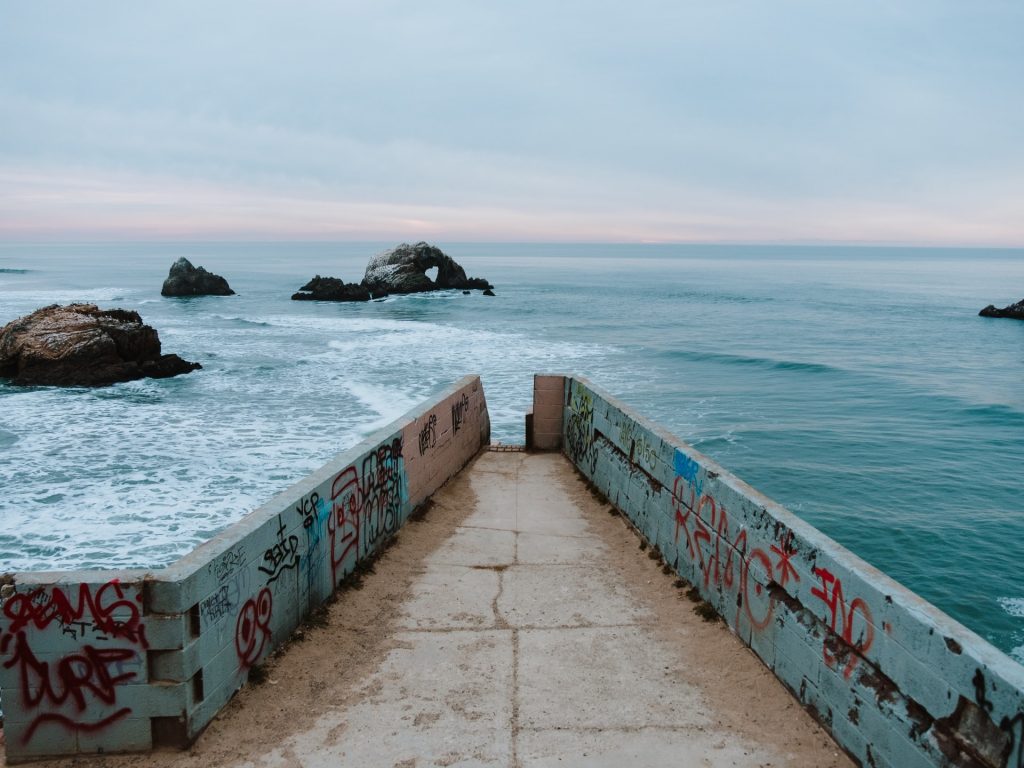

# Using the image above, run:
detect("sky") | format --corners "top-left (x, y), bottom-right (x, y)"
top-left (1, 1), bottom-right (1023, 245)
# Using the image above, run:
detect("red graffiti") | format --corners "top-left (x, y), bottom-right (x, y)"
top-left (235, 588), bottom-right (273, 668)
top-left (23, 709), bottom-right (132, 743)
top-left (2, 579), bottom-right (147, 648)
top-left (329, 465), bottom-right (361, 583)
top-left (0, 579), bottom-right (148, 744)
top-left (770, 532), bottom-right (799, 588)
top-left (672, 476), bottom-right (696, 558)
top-left (742, 547), bottom-right (774, 630)
top-left (811, 566), bottom-right (875, 678)
top-left (1, 626), bottom-right (140, 744)
top-left (328, 438), bottom-right (405, 585)
top-left (671, 482), bottom-right (800, 633)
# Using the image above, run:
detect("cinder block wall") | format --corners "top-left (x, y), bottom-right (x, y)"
top-left (0, 376), bottom-right (490, 763)
top-left (527, 374), bottom-right (564, 450)
top-left (556, 375), bottom-right (1024, 768)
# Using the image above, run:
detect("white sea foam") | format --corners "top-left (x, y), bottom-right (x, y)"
top-left (997, 597), bottom-right (1024, 618)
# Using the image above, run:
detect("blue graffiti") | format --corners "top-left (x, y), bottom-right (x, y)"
top-left (674, 450), bottom-right (703, 498)
top-left (301, 494), bottom-right (330, 599)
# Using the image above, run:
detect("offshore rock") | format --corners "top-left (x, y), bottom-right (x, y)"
top-left (161, 257), bottom-right (235, 297)
top-left (291, 275), bottom-right (373, 302)
top-left (0, 304), bottom-right (201, 387)
top-left (363, 242), bottom-right (493, 295)
top-left (979, 299), bottom-right (1024, 320)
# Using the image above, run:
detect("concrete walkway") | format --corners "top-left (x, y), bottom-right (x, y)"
top-left (10, 451), bottom-right (852, 768)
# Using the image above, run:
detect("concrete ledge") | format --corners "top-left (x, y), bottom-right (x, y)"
top-left (0, 376), bottom-right (491, 764)
top-left (558, 374), bottom-right (1024, 768)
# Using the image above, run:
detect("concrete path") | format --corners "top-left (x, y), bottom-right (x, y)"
top-left (11, 451), bottom-right (852, 768)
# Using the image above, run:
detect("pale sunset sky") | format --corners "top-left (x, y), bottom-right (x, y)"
top-left (1, 1), bottom-right (1022, 245)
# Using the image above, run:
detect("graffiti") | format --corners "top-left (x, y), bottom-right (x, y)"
top-left (201, 585), bottom-right (234, 624)
top-left (295, 491), bottom-right (321, 529)
top-left (451, 393), bottom-right (470, 435)
top-left (235, 588), bottom-right (273, 668)
top-left (674, 450), bottom-right (703, 499)
top-left (811, 566), bottom-right (875, 679)
top-left (620, 421), bottom-right (658, 467)
top-left (769, 532), bottom-right (800, 588)
top-left (258, 515), bottom-right (300, 585)
top-left (1, 580), bottom-right (147, 744)
top-left (209, 544), bottom-right (246, 583)
top-left (671, 483), bottom-right (799, 632)
top-left (418, 413), bottom-right (438, 455)
top-left (296, 490), bottom-right (329, 598)
top-left (328, 437), bottom-right (406, 584)
top-left (2, 580), bottom-right (147, 647)
top-left (565, 388), bottom-right (596, 473)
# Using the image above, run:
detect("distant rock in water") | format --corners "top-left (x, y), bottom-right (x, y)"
top-left (291, 275), bottom-right (374, 302)
top-left (0, 304), bottom-right (201, 387)
top-left (483, 288), bottom-right (495, 296)
top-left (161, 257), bottom-right (235, 297)
top-left (979, 299), bottom-right (1024, 320)
top-left (363, 242), bottom-right (493, 295)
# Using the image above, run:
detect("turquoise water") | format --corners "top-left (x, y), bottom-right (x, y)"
top-left (1, 242), bottom-right (1022, 662)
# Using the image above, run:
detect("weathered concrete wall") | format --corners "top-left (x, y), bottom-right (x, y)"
top-left (557, 375), bottom-right (1024, 768)
top-left (0, 375), bottom-right (489, 763)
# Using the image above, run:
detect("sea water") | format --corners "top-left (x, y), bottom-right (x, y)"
top-left (0, 241), bottom-right (1022, 663)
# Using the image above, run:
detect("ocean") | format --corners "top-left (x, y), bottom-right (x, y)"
top-left (1, 241), bottom-right (1022, 664)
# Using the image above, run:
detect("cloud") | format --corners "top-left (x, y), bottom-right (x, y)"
top-left (1, 1), bottom-right (1022, 243)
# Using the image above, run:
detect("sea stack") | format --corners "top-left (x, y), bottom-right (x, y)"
top-left (161, 257), bottom-right (235, 297)
top-left (979, 299), bottom-right (1024, 320)
top-left (362, 242), bottom-right (493, 295)
top-left (291, 276), bottom-right (374, 302)
top-left (0, 303), bottom-right (201, 386)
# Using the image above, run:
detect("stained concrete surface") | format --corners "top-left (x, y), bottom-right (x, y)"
top-left (3, 451), bottom-right (852, 768)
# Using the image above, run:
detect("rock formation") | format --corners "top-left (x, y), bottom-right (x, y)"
top-left (291, 276), bottom-right (373, 302)
top-left (292, 243), bottom-right (493, 302)
top-left (0, 304), bottom-right (201, 386)
top-left (362, 242), bottom-right (493, 295)
top-left (979, 299), bottom-right (1024, 320)
top-left (161, 257), bottom-right (234, 297)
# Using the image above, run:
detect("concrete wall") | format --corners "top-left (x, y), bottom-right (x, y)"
top-left (526, 374), bottom-right (564, 451)
top-left (554, 375), bottom-right (1024, 768)
top-left (0, 375), bottom-right (490, 763)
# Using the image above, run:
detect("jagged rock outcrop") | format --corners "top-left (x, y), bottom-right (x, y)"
top-left (291, 276), bottom-right (373, 302)
top-left (0, 304), bottom-right (201, 386)
top-left (362, 242), bottom-right (493, 295)
top-left (979, 299), bottom-right (1024, 320)
top-left (161, 258), bottom-right (234, 297)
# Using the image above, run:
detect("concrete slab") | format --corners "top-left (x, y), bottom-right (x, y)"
top-left (427, 526), bottom-right (517, 568)
top-left (396, 565), bottom-right (501, 630)
top-left (498, 564), bottom-right (651, 628)
top-left (518, 727), bottom-right (784, 768)
top-left (517, 626), bottom-right (711, 730)
top-left (516, 531), bottom-right (606, 565)
top-left (256, 629), bottom-right (513, 768)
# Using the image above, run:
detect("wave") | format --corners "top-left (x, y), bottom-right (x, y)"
top-left (658, 348), bottom-right (843, 377)
top-left (210, 314), bottom-right (276, 328)
top-left (0, 268), bottom-right (30, 274)
top-left (997, 597), bottom-right (1024, 618)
